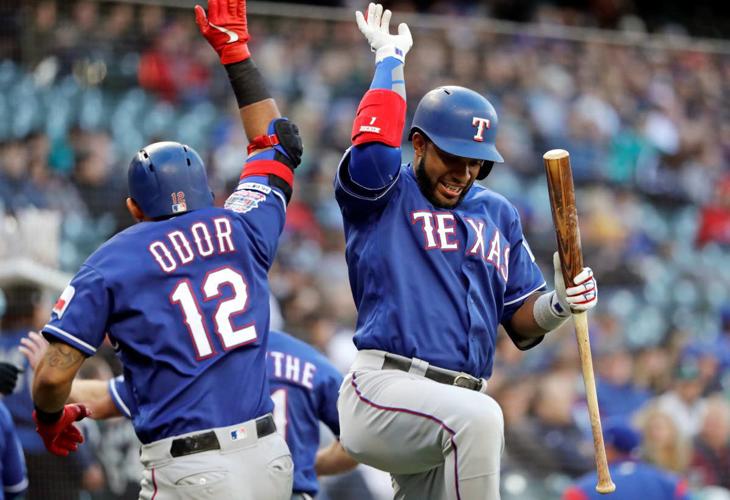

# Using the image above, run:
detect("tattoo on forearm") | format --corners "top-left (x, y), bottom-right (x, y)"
top-left (46, 342), bottom-right (84, 369)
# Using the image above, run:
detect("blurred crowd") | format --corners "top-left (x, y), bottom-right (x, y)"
top-left (0, 1), bottom-right (729, 499)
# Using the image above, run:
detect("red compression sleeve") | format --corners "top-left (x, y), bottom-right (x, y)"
top-left (351, 89), bottom-right (406, 147)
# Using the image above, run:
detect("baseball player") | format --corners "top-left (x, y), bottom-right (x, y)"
top-left (30, 0), bottom-right (302, 498)
top-left (334, 4), bottom-right (599, 499)
top-left (0, 400), bottom-right (27, 499)
top-left (22, 329), bottom-right (358, 499)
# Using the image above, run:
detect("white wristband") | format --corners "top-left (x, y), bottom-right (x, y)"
top-left (533, 291), bottom-right (570, 332)
top-left (374, 45), bottom-right (405, 64)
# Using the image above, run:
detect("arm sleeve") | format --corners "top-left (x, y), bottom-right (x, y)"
top-left (334, 147), bottom-right (403, 220)
top-left (108, 376), bottom-right (133, 419)
top-left (2, 411), bottom-right (27, 498)
top-left (317, 364), bottom-right (344, 437)
top-left (500, 207), bottom-right (547, 350)
top-left (42, 265), bottom-right (111, 356)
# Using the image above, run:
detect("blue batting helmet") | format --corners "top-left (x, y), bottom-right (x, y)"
top-left (409, 86), bottom-right (504, 179)
top-left (128, 141), bottom-right (214, 219)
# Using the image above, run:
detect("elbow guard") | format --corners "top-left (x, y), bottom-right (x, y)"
top-left (241, 117), bottom-right (303, 203)
top-left (351, 89), bottom-right (406, 147)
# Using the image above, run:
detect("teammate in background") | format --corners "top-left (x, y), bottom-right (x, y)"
top-left (0, 400), bottom-right (27, 499)
top-left (30, 0), bottom-right (302, 498)
top-left (563, 419), bottom-right (689, 500)
top-left (334, 4), bottom-right (599, 499)
top-left (21, 329), bottom-right (358, 499)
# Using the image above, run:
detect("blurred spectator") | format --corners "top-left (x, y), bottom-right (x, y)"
top-left (635, 404), bottom-right (692, 474)
top-left (656, 359), bottom-right (708, 439)
top-left (0, 139), bottom-right (47, 213)
top-left (595, 344), bottom-right (652, 419)
top-left (696, 175), bottom-right (730, 247)
top-left (528, 373), bottom-right (594, 478)
top-left (690, 397), bottom-right (730, 490)
top-left (563, 418), bottom-right (689, 499)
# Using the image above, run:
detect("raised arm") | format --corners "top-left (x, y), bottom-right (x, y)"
top-left (196, 0), bottom-right (302, 203)
top-left (337, 3), bottom-right (412, 202)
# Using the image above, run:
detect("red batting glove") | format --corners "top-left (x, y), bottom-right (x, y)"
top-left (195, 0), bottom-right (251, 64)
top-left (33, 404), bottom-right (90, 457)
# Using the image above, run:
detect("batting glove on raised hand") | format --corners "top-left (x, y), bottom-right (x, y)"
top-left (195, 0), bottom-right (251, 64)
top-left (34, 404), bottom-right (90, 457)
top-left (553, 252), bottom-right (598, 314)
top-left (355, 2), bottom-right (413, 63)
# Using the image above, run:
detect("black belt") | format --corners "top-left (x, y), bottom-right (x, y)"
top-left (170, 414), bottom-right (276, 458)
top-left (382, 354), bottom-right (484, 392)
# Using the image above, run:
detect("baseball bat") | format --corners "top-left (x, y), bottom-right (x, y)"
top-left (543, 149), bottom-right (616, 494)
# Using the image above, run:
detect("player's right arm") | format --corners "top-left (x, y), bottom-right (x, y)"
top-left (335, 3), bottom-right (412, 217)
top-left (196, 0), bottom-right (302, 263)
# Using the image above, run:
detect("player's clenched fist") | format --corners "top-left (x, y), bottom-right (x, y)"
top-left (553, 252), bottom-right (598, 314)
top-left (355, 2), bottom-right (412, 63)
top-left (195, 0), bottom-right (251, 64)
top-left (34, 403), bottom-right (90, 457)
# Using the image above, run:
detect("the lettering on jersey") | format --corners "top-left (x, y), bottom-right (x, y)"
top-left (269, 351), bottom-right (317, 390)
top-left (214, 217), bottom-right (235, 254)
top-left (148, 218), bottom-right (237, 272)
top-left (149, 241), bottom-right (177, 273)
top-left (472, 117), bottom-right (491, 142)
top-left (412, 211), bottom-right (459, 250)
top-left (435, 213), bottom-right (459, 251)
top-left (465, 218), bottom-right (486, 257)
top-left (412, 211), bottom-right (512, 282)
top-left (411, 211), bottom-right (438, 249)
top-left (168, 231), bottom-right (194, 264)
top-left (191, 222), bottom-right (214, 257)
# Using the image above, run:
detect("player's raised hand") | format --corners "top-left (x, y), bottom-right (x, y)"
top-left (553, 252), bottom-right (598, 313)
top-left (195, 0), bottom-right (251, 64)
top-left (34, 403), bottom-right (91, 457)
top-left (355, 2), bottom-right (412, 63)
top-left (19, 331), bottom-right (49, 372)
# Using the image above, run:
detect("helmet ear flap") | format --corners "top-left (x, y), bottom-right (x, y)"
top-left (477, 161), bottom-right (494, 180)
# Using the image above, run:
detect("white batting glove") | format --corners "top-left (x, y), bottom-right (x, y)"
top-left (355, 3), bottom-right (413, 63)
top-left (553, 252), bottom-right (598, 313)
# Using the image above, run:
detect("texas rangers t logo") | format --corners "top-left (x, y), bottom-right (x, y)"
top-left (472, 117), bottom-right (491, 142)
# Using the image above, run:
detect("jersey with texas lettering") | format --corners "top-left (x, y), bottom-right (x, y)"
top-left (267, 330), bottom-right (343, 496)
top-left (42, 179), bottom-right (287, 444)
top-left (335, 151), bottom-right (545, 378)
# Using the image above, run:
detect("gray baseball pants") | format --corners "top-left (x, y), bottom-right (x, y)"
top-left (138, 415), bottom-right (293, 500)
top-left (338, 350), bottom-right (504, 500)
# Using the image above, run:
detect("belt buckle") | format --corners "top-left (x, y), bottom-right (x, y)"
top-left (453, 374), bottom-right (481, 391)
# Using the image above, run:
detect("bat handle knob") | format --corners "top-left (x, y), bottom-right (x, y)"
top-left (596, 480), bottom-right (616, 494)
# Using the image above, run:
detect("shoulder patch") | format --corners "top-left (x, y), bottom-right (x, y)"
top-left (225, 190), bottom-right (267, 214)
top-left (238, 182), bottom-right (272, 195)
top-left (52, 285), bottom-right (75, 319)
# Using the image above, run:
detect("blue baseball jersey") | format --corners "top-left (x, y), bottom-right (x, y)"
top-left (43, 179), bottom-right (288, 444)
top-left (267, 330), bottom-right (343, 496)
top-left (0, 329), bottom-right (45, 454)
top-left (335, 151), bottom-right (546, 378)
top-left (0, 401), bottom-right (27, 499)
top-left (564, 460), bottom-right (689, 500)
top-left (110, 330), bottom-right (343, 496)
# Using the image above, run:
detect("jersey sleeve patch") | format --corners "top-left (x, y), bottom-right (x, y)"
top-left (51, 285), bottom-right (75, 319)
top-left (225, 189), bottom-right (267, 214)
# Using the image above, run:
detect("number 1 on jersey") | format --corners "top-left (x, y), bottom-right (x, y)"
top-left (171, 267), bottom-right (257, 359)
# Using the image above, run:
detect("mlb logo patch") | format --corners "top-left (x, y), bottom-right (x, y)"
top-left (52, 285), bottom-right (75, 319)
top-left (230, 427), bottom-right (248, 441)
top-left (171, 191), bottom-right (187, 213)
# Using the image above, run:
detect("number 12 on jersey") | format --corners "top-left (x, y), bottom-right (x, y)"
top-left (171, 267), bottom-right (257, 359)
